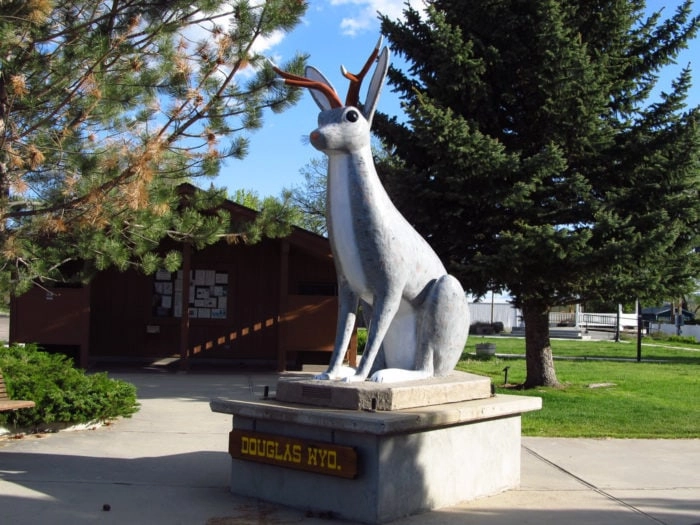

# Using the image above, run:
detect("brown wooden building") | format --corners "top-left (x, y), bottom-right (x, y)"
top-left (10, 189), bottom-right (355, 370)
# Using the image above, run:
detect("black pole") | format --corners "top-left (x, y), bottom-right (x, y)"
top-left (636, 299), bottom-right (642, 362)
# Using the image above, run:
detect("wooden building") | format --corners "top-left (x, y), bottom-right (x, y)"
top-left (10, 188), bottom-right (355, 370)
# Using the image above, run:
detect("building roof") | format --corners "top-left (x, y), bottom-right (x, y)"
top-left (178, 183), bottom-right (331, 260)
top-left (641, 304), bottom-right (695, 319)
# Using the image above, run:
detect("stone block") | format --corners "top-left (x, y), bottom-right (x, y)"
top-left (275, 371), bottom-right (492, 411)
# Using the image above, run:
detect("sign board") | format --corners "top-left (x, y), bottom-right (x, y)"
top-left (229, 429), bottom-right (358, 479)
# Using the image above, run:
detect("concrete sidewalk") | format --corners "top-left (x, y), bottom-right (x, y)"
top-left (1, 369), bottom-right (698, 524)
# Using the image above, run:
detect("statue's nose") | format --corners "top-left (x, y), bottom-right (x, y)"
top-left (309, 130), bottom-right (324, 150)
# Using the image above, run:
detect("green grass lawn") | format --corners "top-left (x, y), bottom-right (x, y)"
top-left (457, 335), bottom-right (700, 438)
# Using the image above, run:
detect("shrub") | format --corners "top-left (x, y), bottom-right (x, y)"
top-left (0, 344), bottom-right (139, 429)
top-left (469, 322), bottom-right (504, 335)
top-left (357, 328), bottom-right (367, 353)
top-left (648, 332), bottom-right (698, 345)
top-left (667, 335), bottom-right (698, 345)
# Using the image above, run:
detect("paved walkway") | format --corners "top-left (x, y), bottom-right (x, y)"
top-left (1, 369), bottom-right (698, 524)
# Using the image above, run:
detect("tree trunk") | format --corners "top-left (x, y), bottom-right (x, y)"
top-left (522, 299), bottom-right (560, 388)
top-left (0, 72), bottom-right (9, 211)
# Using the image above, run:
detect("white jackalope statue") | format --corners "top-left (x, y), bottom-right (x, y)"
top-left (273, 38), bottom-right (469, 382)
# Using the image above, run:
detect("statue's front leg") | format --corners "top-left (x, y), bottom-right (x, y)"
top-left (346, 290), bottom-right (401, 382)
top-left (316, 280), bottom-right (358, 380)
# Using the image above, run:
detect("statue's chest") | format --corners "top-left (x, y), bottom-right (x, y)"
top-left (327, 157), bottom-right (381, 294)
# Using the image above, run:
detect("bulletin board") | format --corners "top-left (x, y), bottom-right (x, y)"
top-left (153, 269), bottom-right (228, 319)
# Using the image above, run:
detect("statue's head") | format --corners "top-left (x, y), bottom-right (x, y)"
top-left (272, 37), bottom-right (389, 154)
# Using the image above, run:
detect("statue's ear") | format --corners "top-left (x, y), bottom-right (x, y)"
top-left (363, 46), bottom-right (389, 126)
top-left (305, 66), bottom-right (339, 111)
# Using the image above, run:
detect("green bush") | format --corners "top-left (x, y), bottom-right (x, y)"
top-left (648, 332), bottom-right (698, 345)
top-left (0, 343), bottom-right (139, 429)
top-left (357, 327), bottom-right (367, 353)
top-left (666, 334), bottom-right (698, 345)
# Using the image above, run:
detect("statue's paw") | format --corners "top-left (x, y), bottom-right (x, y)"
top-left (315, 366), bottom-right (356, 381)
top-left (369, 369), bottom-right (398, 383)
top-left (369, 368), bottom-right (431, 383)
top-left (369, 370), bottom-right (388, 383)
top-left (342, 373), bottom-right (368, 383)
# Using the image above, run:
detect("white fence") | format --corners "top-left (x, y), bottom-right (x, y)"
top-left (549, 310), bottom-right (638, 331)
top-left (649, 322), bottom-right (700, 342)
top-left (468, 302), bottom-right (521, 331)
top-left (469, 303), bottom-right (640, 333)
top-left (469, 302), bottom-right (699, 340)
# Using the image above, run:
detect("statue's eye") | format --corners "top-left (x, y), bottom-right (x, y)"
top-left (345, 110), bottom-right (359, 122)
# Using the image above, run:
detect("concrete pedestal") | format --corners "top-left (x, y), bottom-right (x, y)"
top-left (276, 371), bottom-right (492, 410)
top-left (210, 379), bottom-right (541, 524)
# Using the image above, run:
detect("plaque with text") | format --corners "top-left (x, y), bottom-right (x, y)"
top-left (229, 429), bottom-right (358, 479)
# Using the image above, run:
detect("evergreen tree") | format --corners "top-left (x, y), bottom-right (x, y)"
top-left (376, 1), bottom-right (700, 386)
top-left (0, 0), bottom-right (307, 294)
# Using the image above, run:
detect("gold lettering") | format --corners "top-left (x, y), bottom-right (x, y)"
top-left (253, 438), bottom-right (263, 457)
top-left (307, 447), bottom-right (318, 466)
top-left (318, 448), bottom-right (328, 467)
top-left (231, 430), bottom-right (355, 478)
top-left (307, 447), bottom-right (337, 469)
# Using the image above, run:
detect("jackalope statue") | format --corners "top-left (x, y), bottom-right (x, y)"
top-left (273, 38), bottom-right (469, 382)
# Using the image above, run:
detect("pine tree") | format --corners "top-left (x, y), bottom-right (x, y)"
top-left (376, 0), bottom-right (700, 387)
top-left (0, 0), bottom-right (307, 294)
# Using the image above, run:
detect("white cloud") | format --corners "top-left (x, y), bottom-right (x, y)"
top-left (251, 29), bottom-right (286, 54)
top-left (330, 0), bottom-right (425, 36)
top-left (179, 7), bottom-right (287, 81)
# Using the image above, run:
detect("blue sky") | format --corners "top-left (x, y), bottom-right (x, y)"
top-left (212, 0), bottom-right (700, 199)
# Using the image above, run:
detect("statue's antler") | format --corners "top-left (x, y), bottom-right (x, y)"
top-left (271, 36), bottom-right (383, 110)
top-left (341, 36), bottom-right (382, 107)
top-left (271, 63), bottom-right (343, 109)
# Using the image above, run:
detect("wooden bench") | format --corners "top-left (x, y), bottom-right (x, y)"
top-left (0, 369), bottom-right (36, 412)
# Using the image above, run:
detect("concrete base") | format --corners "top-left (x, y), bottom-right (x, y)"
top-left (276, 371), bottom-right (492, 410)
top-left (211, 393), bottom-right (541, 524)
